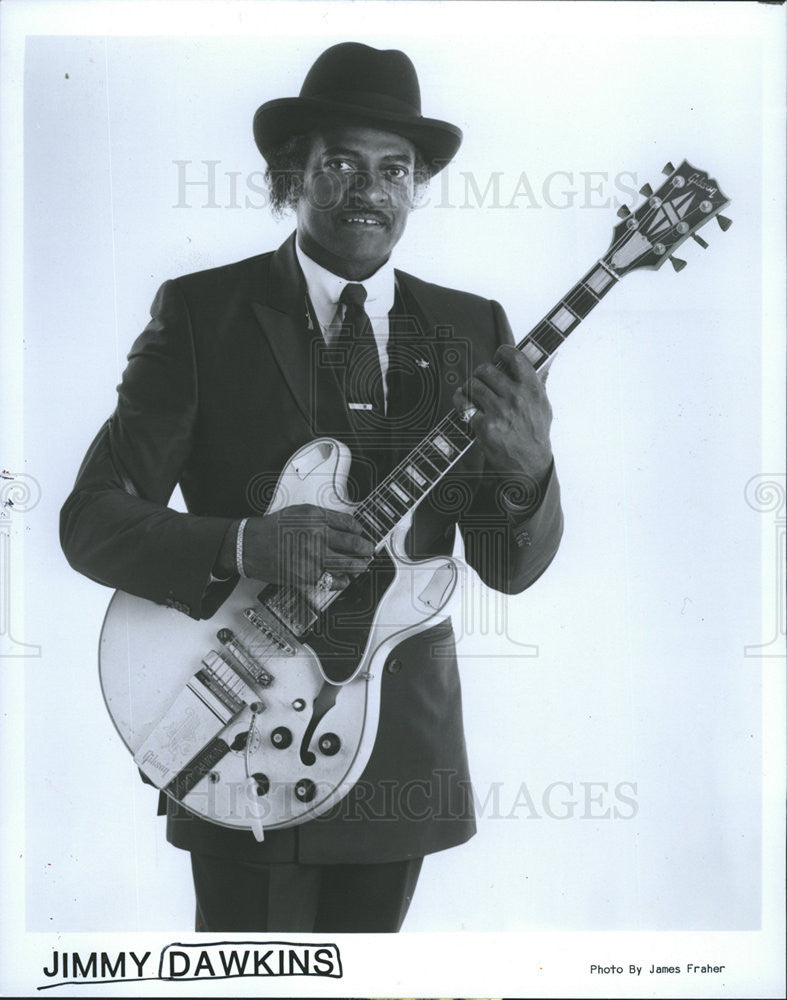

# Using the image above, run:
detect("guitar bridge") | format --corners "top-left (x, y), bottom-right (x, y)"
top-left (217, 628), bottom-right (275, 686)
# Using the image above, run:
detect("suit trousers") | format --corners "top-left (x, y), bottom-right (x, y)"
top-left (191, 852), bottom-right (423, 933)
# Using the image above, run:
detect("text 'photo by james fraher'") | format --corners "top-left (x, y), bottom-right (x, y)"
top-left (1, 1), bottom-right (784, 998)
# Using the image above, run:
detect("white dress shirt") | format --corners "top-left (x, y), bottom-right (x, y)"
top-left (295, 239), bottom-right (396, 402)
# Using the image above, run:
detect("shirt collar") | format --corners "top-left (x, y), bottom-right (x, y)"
top-left (295, 238), bottom-right (396, 331)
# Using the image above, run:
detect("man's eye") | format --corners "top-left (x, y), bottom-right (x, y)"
top-left (386, 166), bottom-right (409, 180)
top-left (325, 159), bottom-right (354, 172)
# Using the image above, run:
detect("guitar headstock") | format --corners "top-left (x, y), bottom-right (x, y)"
top-left (604, 160), bottom-right (731, 276)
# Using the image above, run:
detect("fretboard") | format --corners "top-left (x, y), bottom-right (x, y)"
top-left (354, 258), bottom-right (619, 546)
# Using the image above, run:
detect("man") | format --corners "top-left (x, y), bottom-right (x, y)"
top-left (60, 41), bottom-right (563, 933)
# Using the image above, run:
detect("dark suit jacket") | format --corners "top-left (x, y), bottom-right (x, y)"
top-left (61, 233), bottom-right (563, 864)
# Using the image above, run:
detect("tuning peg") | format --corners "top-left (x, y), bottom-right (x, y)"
top-left (662, 161), bottom-right (676, 175)
top-left (670, 256), bottom-right (687, 272)
top-left (639, 183), bottom-right (653, 197)
top-left (691, 233), bottom-right (709, 249)
top-left (616, 205), bottom-right (631, 219)
top-left (716, 214), bottom-right (732, 231)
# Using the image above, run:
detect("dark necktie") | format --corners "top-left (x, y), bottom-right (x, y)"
top-left (337, 283), bottom-right (384, 415)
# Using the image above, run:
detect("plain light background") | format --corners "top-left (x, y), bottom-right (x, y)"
top-left (3, 1), bottom-right (785, 997)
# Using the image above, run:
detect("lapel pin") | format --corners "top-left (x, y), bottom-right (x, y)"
top-left (416, 358), bottom-right (430, 368)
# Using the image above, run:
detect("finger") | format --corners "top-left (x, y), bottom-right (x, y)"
top-left (494, 344), bottom-right (535, 382)
top-left (471, 361), bottom-right (516, 401)
top-left (453, 386), bottom-right (473, 412)
top-left (322, 507), bottom-right (367, 535)
top-left (467, 375), bottom-right (504, 415)
top-left (496, 347), bottom-right (549, 399)
top-left (323, 551), bottom-right (372, 577)
top-left (327, 527), bottom-right (375, 558)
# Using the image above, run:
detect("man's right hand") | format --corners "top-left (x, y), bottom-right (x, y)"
top-left (215, 505), bottom-right (374, 590)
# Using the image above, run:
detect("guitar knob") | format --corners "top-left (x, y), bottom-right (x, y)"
top-left (252, 772), bottom-right (270, 796)
top-left (639, 183), bottom-right (653, 197)
top-left (230, 731), bottom-right (249, 751)
top-left (318, 733), bottom-right (341, 756)
top-left (662, 161), bottom-right (676, 175)
top-left (670, 256), bottom-right (687, 272)
top-left (691, 233), bottom-right (709, 249)
top-left (716, 214), bottom-right (732, 231)
top-left (294, 778), bottom-right (317, 802)
top-left (271, 726), bottom-right (292, 749)
top-left (616, 205), bottom-right (631, 219)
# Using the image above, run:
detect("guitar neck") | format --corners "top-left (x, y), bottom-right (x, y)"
top-left (354, 258), bottom-right (620, 545)
top-left (517, 259), bottom-right (619, 368)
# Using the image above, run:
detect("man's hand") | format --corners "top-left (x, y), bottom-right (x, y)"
top-left (454, 344), bottom-right (553, 480)
top-left (216, 504), bottom-right (373, 588)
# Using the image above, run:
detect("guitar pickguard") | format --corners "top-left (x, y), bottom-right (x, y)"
top-left (303, 549), bottom-right (397, 683)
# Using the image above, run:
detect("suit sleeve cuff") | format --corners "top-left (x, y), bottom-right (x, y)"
top-left (496, 459), bottom-right (555, 522)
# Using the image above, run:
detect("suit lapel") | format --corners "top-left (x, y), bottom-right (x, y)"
top-left (393, 271), bottom-right (464, 425)
top-left (250, 234), bottom-right (357, 444)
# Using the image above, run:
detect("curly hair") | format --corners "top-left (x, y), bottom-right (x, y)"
top-left (263, 132), bottom-right (431, 217)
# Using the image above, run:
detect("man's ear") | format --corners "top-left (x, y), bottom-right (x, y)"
top-left (411, 177), bottom-right (431, 210)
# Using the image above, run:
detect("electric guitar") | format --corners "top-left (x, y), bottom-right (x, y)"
top-left (99, 160), bottom-right (731, 840)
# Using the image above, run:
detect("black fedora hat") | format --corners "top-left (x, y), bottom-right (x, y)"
top-left (253, 42), bottom-right (462, 174)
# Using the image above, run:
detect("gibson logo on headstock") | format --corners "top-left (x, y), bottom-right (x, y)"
top-left (687, 173), bottom-right (718, 196)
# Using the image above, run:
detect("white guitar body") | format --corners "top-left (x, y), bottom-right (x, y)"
top-left (100, 438), bottom-right (460, 838)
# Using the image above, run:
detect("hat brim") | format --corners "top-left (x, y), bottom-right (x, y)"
top-left (253, 97), bottom-right (462, 175)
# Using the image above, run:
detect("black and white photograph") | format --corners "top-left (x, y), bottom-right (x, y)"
top-left (1, 1), bottom-right (784, 996)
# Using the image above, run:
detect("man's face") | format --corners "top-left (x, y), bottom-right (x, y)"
top-left (295, 123), bottom-right (418, 280)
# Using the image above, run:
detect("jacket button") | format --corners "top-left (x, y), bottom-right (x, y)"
top-left (386, 658), bottom-right (402, 675)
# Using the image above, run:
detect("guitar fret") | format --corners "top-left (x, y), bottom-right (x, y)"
top-left (564, 282), bottom-right (598, 318)
top-left (413, 446), bottom-right (442, 475)
top-left (431, 432), bottom-right (458, 460)
top-left (365, 494), bottom-right (396, 528)
top-left (443, 413), bottom-right (474, 446)
top-left (531, 320), bottom-right (565, 354)
top-left (409, 452), bottom-right (441, 490)
top-left (358, 507), bottom-right (386, 535)
top-left (376, 497), bottom-right (398, 520)
top-left (549, 305), bottom-right (578, 333)
top-left (389, 480), bottom-right (413, 504)
top-left (405, 463), bottom-right (428, 488)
